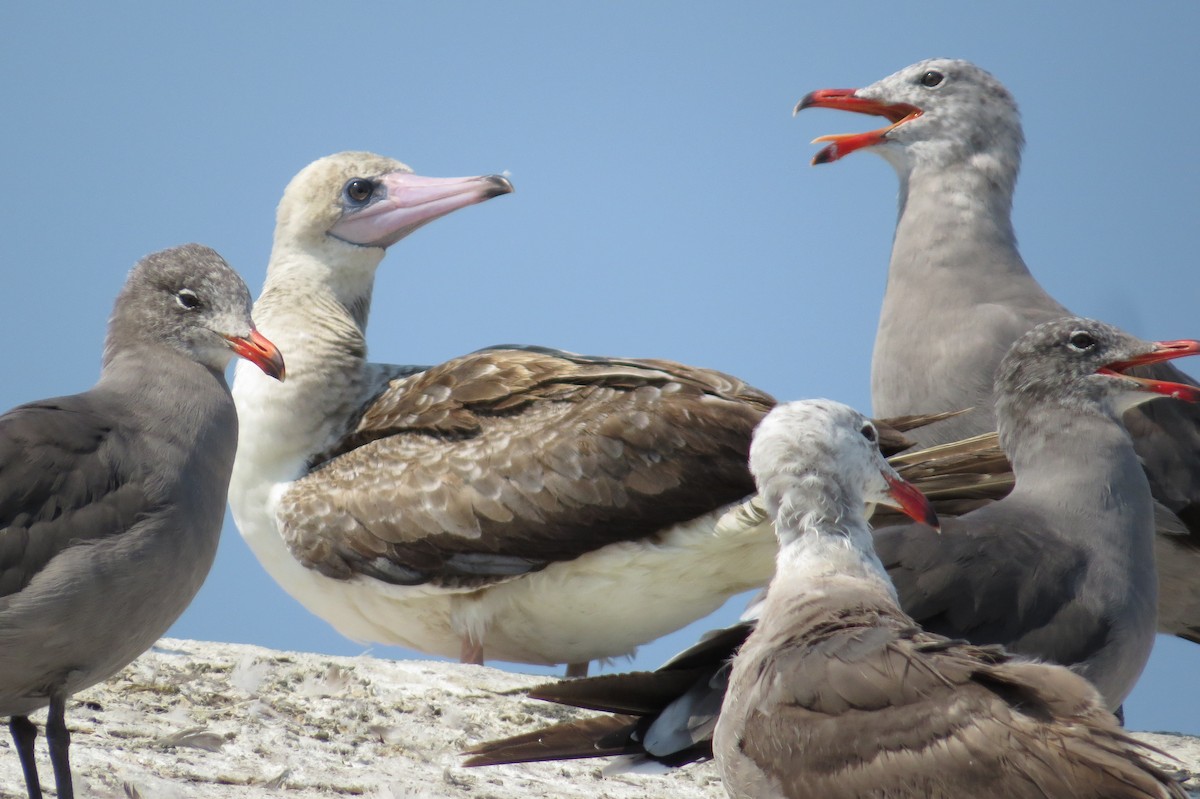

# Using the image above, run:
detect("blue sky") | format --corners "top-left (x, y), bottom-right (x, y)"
top-left (4, 3), bottom-right (1199, 734)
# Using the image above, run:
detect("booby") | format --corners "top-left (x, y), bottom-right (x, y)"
top-left (230, 151), bottom-right (784, 674)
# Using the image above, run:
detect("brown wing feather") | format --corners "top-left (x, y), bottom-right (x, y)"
top-left (462, 713), bottom-right (641, 766)
top-left (277, 348), bottom-right (774, 586)
top-left (528, 669), bottom-right (711, 715)
top-left (731, 592), bottom-right (1184, 799)
top-left (452, 432), bottom-right (1024, 771)
top-left (873, 431), bottom-right (1014, 526)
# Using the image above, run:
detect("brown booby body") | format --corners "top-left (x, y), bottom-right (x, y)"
top-left (230, 151), bottom-right (784, 672)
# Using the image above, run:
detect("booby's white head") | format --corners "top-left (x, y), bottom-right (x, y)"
top-left (268, 151), bottom-right (513, 310)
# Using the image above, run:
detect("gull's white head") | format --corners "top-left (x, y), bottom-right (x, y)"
top-left (749, 399), bottom-right (937, 542)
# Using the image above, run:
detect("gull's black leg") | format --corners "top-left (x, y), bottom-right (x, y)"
top-left (9, 715), bottom-right (43, 799)
top-left (44, 694), bottom-right (73, 799)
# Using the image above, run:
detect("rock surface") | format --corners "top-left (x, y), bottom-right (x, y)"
top-left (0, 638), bottom-right (1196, 798)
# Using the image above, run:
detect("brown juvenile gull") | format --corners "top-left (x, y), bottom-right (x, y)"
top-left (712, 398), bottom-right (1185, 799)
top-left (465, 317), bottom-right (1200, 769)
top-left (795, 57), bottom-right (1200, 643)
top-left (0, 244), bottom-right (285, 799)
top-left (229, 151), bottom-right (784, 676)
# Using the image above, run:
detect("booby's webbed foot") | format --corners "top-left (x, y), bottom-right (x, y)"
top-left (460, 637), bottom-right (485, 666)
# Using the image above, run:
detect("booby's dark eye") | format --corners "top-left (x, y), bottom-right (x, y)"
top-left (860, 423), bottom-right (878, 443)
top-left (920, 70), bottom-right (944, 88)
top-left (1068, 331), bottom-right (1097, 351)
top-left (175, 289), bottom-right (202, 310)
top-left (344, 178), bottom-right (374, 204)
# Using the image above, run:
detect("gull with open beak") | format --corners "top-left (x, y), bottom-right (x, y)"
top-left (794, 58), bottom-right (1200, 647)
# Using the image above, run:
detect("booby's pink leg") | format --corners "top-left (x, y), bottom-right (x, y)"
top-left (460, 636), bottom-right (484, 666)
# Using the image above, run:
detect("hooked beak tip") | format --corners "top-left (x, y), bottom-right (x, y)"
top-left (482, 174), bottom-right (514, 197)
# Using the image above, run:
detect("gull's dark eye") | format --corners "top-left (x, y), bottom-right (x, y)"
top-left (175, 289), bottom-right (202, 310)
top-left (860, 423), bottom-right (878, 443)
top-left (920, 70), bottom-right (944, 88)
top-left (344, 178), bottom-right (374, 204)
top-left (1068, 331), bottom-right (1097, 351)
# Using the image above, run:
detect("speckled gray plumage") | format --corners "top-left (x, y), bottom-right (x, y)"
top-left (875, 318), bottom-right (1168, 710)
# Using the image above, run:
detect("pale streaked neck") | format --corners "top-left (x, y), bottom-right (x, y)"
top-left (232, 245), bottom-right (381, 464)
top-left (258, 241), bottom-right (381, 332)
top-left (773, 530), bottom-right (900, 612)
top-left (763, 476), bottom-right (897, 600)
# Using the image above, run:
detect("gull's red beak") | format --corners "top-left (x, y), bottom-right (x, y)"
top-left (794, 88), bottom-right (923, 165)
top-left (884, 471), bottom-right (939, 530)
top-left (1098, 339), bottom-right (1200, 402)
top-left (226, 328), bottom-right (286, 381)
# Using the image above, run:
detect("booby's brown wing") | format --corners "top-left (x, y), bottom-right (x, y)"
top-left (276, 347), bottom-right (774, 587)
top-left (734, 593), bottom-right (1184, 799)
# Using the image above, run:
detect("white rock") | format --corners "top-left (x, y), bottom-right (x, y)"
top-left (0, 638), bottom-right (1194, 798)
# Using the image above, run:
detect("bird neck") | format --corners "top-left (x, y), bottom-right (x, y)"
top-left (231, 246), bottom-right (380, 475)
top-left (96, 345), bottom-right (237, 455)
top-left (1000, 402), bottom-right (1152, 525)
top-left (762, 475), bottom-right (899, 604)
top-left (253, 243), bottom-right (376, 375)
top-left (772, 530), bottom-right (901, 614)
top-left (262, 235), bottom-right (383, 332)
top-left (891, 161), bottom-right (1026, 284)
top-left (870, 148), bottom-right (1067, 433)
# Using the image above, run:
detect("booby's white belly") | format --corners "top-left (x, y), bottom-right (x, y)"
top-left (231, 454), bottom-right (776, 664)
top-left (467, 504), bottom-right (776, 664)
